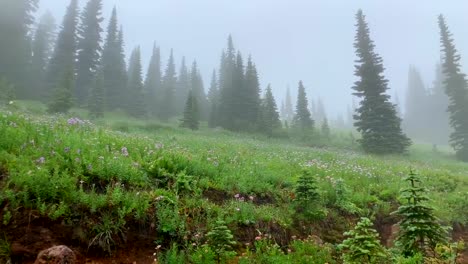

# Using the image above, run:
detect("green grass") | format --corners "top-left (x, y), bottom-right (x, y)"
top-left (0, 102), bottom-right (467, 262)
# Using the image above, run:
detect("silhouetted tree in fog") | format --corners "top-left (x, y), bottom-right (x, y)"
top-left (352, 9), bottom-right (410, 154)
top-left (88, 69), bottom-right (105, 118)
top-left (175, 57), bottom-right (190, 115)
top-left (438, 15), bottom-right (468, 161)
top-left (208, 70), bottom-right (219, 128)
top-left (180, 89), bottom-right (199, 130)
top-left (293, 81), bottom-right (314, 132)
top-left (190, 60), bottom-right (208, 120)
top-left (260, 84), bottom-right (281, 136)
top-left (144, 43), bottom-right (162, 116)
top-left (159, 49), bottom-right (177, 121)
top-left (76, 0), bottom-right (103, 105)
top-left (126, 47), bottom-right (146, 118)
top-left (403, 66), bottom-right (429, 139)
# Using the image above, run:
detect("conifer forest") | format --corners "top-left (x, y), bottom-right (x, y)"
top-left (0, 1), bottom-right (467, 263)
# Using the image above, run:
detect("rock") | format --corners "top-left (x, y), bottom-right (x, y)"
top-left (34, 245), bottom-right (76, 264)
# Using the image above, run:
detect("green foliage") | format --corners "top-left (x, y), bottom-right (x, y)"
top-left (47, 66), bottom-right (74, 113)
top-left (206, 219), bottom-right (237, 262)
top-left (352, 10), bottom-right (411, 154)
top-left (0, 235), bottom-right (11, 263)
top-left (293, 81), bottom-right (314, 133)
top-left (438, 15), bottom-right (468, 162)
top-left (180, 90), bottom-right (200, 130)
top-left (393, 171), bottom-right (448, 257)
top-left (88, 212), bottom-right (125, 255)
top-left (294, 170), bottom-right (321, 219)
top-left (338, 217), bottom-right (388, 263)
top-left (75, 0), bottom-right (103, 105)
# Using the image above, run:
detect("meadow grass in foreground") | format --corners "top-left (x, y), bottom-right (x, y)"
top-left (0, 105), bottom-right (467, 262)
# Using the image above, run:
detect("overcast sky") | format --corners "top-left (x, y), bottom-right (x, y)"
top-left (37, 0), bottom-right (468, 119)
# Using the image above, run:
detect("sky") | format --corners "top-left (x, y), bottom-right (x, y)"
top-left (37, 0), bottom-right (468, 119)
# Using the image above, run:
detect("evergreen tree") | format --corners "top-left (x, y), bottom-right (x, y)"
top-left (144, 43), bottom-right (162, 116)
top-left (244, 56), bottom-right (262, 126)
top-left (126, 47), bottom-right (146, 118)
top-left (260, 84), bottom-right (281, 136)
top-left (75, 0), bottom-right (103, 105)
top-left (393, 171), bottom-right (448, 257)
top-left (101, 8), bottom-right (127, 110)
top-left (180, 90), bottom-right (199, 130)
top-left (48, 65), bottom-right (73, 113)
top-left (284, 86), bottom-right (294, 122)
top-left (293, 81), bottom-right (314, 131)
top-left (321, 117), bottom-right (331, 141)
top-left (88, 69), bottom-right (104, 118)
top-left (438, 15), bottom-right (468, 161)
top-left (159, 49), bottom-right (177, 121)
top-left (232, 52), bottom-right (246, 129)
top-left (0, 78), bottom-right (16, 105)
top-left (352, 10), bottom-right (411, 154)
top-left (294, 170), bottom-right (320, 218)
top-left (394, 91), bottom-right (402, 118)
top-left (190, 60), bottom-right (207, 120)
top-left (206, 219), bottom-right (236, 263)
top-left (31, 11), bottom-right (56, 101)
top-left (315, 97), bottom-right (326, 124)
top-left (403, 66), bottom-right (429, 139)
top-left (218, 36), bottom-right (237, 129)
top-left (208, 70), bottom-right (219, 128)
top-left (0, 0), bottom-right (38, 97)
top-left (45, 0), bottom-right (79, 100)
top-left (175, 57), bottom-right (190, 115)
top-left (338, 217), bottom-right (387, 263)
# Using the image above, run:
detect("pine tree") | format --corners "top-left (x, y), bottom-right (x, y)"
top-left (244, 56), bottom-right (262, 126)
top-left (260, 84), bottom-right (281, 136)
top-left (232, 52), bottom-right (246, 129)
top-left (31, 11), bottom-right (56, 101)
top-left (101, 8), bottom-right (127, 110)
top-left (144, 43), bottom-right (162, 116)
top-left (75, 0), bottom-right (103, 105)
top-left (294, 170), bottom-right (320, 217)
top-left (352, 10), bottom-right (411, 154)
top-left (175, 57), bottom-right (190, 115)
top-left (45, 0), bottom-right (79, 101)
top-left (88, 69), bottom-right (104, 118)
top-left (180, 90), bottom-right (199, 130)
top-left (438, 15), bottom-right (468, 161)
top-left (393, 171), bottom-right (448, 257)
top-left (190, 60), bottom-right (207, 120)
top-left (0, 0), bottom-right (38, 97)
top-left (403, 66), bottom-right (429, 139)
top-left (159, 49), bottom-right (177, 121)
top-left (284, 86), bottom-right (294, 122)
top-left (321, 117), bottom-right (331, 141)
top-left (218, 36), bottom-right (237, 129)
top-left (315, 97), bottom-right (326, 124)
top-left (48, 65), bottom-right (73, 113)
top-left (394, 91), bottom-right (402, 118)
top-left (206, 219), bottom-right (236, 263)
top-left (126, 47), bottom-right (146, 118)
top-left (338, 217), bottom-right (387, 263)
top-left (208, 70), bottom-right (219, 128)
top-left (293, 81), bottom-right (314, 131)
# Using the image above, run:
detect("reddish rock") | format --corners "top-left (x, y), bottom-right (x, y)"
top-left (34, 245), bottom-right (76, 264)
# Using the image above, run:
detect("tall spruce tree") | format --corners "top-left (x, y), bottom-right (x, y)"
top-left (75, 0), bottom-right (103, 105)
top-left (45, 0), bottom-right (79, 101)
top-left (31, 11), bottom-right (56, 101)
top-left (190, 60), bottom-right (207, 120)
top-left (293, 81), bottom-right (314, 131)
top-left (180, 89), bottom-right (199, 130)
top-left (144, 43), bottom-right (162, 116)
top-left (244, 56), bottom-right (262, 126)
top-left (48, 65), bottom-right (73, 113)
top-left (352, 10), bottom-right (410, 154)
top-left (0, 0), bottom-right (38, 98)
top-left (126, 47), bottom-right (146, 118)
top-left (218, 36), bottom-right (237, 129)
top-left (403, 66), bottom-right (429, 139)
top-left (101, 9), bottom-right (127, 110)
top-left (208, 70), bottom-right (219, 128)
top-left (159, 49), bottom-right (177, 121)
top-left (438, 15), bottom-right (468, 161)
top-left (175, 57), bottom-right (190, 115)
top-left (260, 84), bottom-right (281, 136)
top-left (284, 86), bottom-right (294, 122)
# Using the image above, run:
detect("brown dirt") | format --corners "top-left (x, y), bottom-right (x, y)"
top-left (3, 210), bottom-right (156, 264)
top-left (202, 187), bottom-right (276, 206)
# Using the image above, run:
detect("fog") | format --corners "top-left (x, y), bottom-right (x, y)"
top-left (37, 0), bottom-right (468, 117)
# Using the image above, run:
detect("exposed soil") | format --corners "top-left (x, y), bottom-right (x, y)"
top-left (202, 187), bottom-right (276, 206)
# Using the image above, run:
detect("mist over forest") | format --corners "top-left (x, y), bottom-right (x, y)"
top-left (1, 1), bottom-right (468, 263)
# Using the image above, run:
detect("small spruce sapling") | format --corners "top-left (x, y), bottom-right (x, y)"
top-left (338, 217), bottom-right (388, 264)
top-left (294, 170), bottom-right (322, 219)
top-left (392, 171), bottom-right (448, 257)
top-left (206, 219), bottom-right (236, 263)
